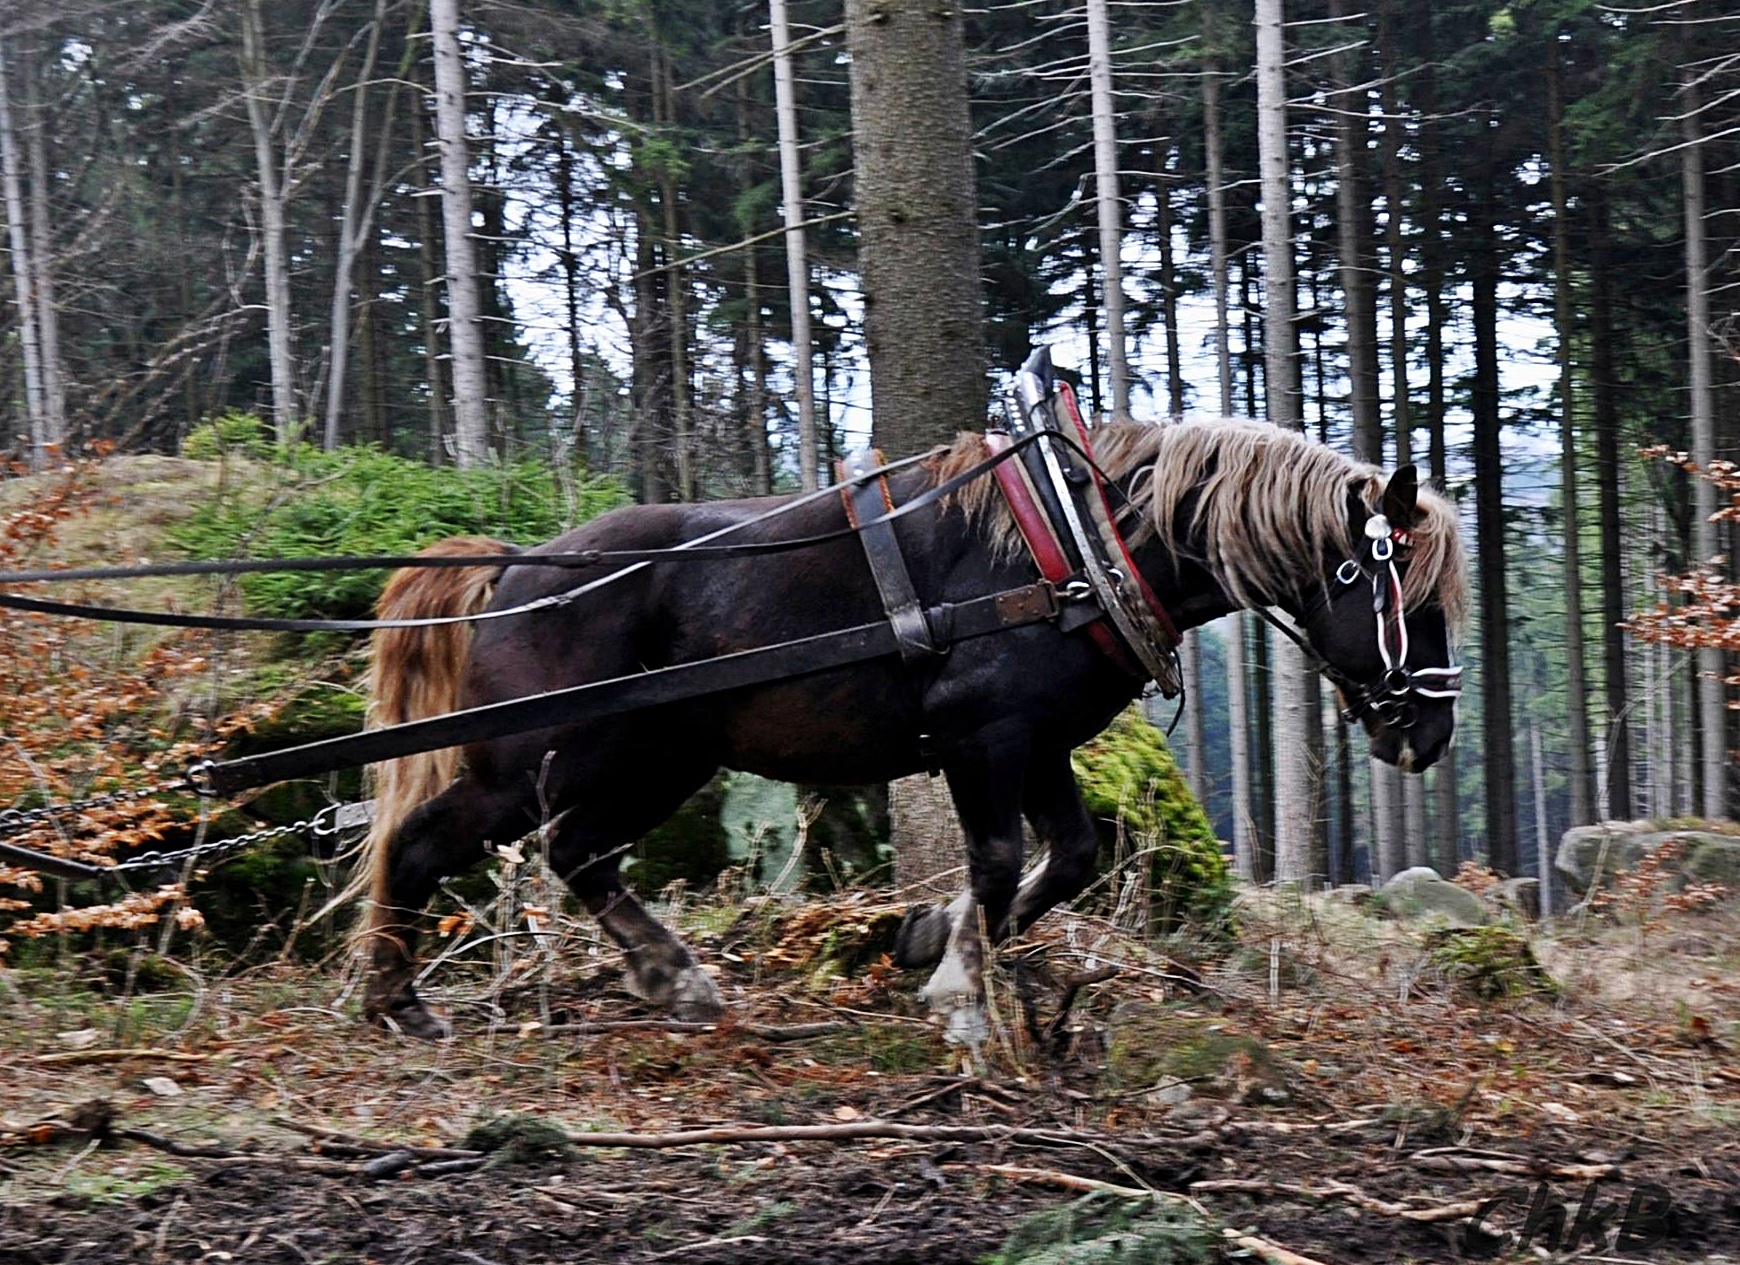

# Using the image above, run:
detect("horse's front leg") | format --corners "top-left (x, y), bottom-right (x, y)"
top-left (365, 780), bottom-right (533, 1038)
top-left (1008, 745), bottom-right (1100, 932)
top-left (912, 722), bottom-right (1031, 1045)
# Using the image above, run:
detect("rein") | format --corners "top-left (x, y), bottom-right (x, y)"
top-left (0, 438), bottom-right (1051, 634)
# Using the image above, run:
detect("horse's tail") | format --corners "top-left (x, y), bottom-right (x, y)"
top-left (348, 536), bottom-right (515, 921)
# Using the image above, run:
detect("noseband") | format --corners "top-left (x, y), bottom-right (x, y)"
top-left (1278, 512), bottom-right (1462, 731)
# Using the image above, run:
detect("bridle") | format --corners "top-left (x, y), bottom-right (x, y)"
top-left (1267, 511), bottom-right (1463, 732)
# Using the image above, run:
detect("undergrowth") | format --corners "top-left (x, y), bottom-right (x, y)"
top-left (171, 440), bottom-right (627, 620)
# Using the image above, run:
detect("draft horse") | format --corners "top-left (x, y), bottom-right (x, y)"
top-left (356, 418), bottom-right (1468, 1040)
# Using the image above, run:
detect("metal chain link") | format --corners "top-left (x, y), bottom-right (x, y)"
top-left (112, 803), bottom-right (361, 873)
top-left (2, 778), bottom-right (373, 879)
top-left (0, 778), bottom-right (191, 840)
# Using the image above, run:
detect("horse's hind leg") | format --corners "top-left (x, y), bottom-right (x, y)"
top-left (1007, 746), bottom-right (1100, 932)
top-left (366, 779), bottom-right (535, 1038)
top-left (908, 722), bottom-right (1032, 1044)
top-left (544, 758), bottom-right (724, 1021)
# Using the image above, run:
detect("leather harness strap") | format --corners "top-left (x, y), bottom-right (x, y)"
top-left (984, 431), bottom-right (1144, 677)
top-left (838, 450), bottom-right (939, 661)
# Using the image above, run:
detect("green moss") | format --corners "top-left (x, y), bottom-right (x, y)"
top-left (812, 1022), bottom-right (942, 1074)
top-left (461, 1114), bottom-right (577, 1167)
top-left (1071, 708), bottom-right (1231, 934)
top-left (1425, 927), bottom-right (1557, 1001)
top-left (1106, 1008), bottom-right (1282, 1098)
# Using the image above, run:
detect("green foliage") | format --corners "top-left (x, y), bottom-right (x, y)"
top-left (461, 1114), bottom-right (578, 1167)
top-left (985, 1196), bottom-right (1216, 1265)
top-left (170, 447), bottom-right (627, 621)
top-left (1071, 709), bottom-right (1231, 934)
top-left (181, 411), bottom-right (272, 461)
top-left (1425, 927), bottom-right (1557, 1001)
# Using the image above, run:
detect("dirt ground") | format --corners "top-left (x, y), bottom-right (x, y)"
top-left (2, 890), bottom-right (1738, 1265)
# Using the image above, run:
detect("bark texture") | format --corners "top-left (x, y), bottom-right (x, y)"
top-left (845, 0), bottom-right (987, 457)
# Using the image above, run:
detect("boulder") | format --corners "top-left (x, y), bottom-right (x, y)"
top-left (1379, 866), bottom-right (1489, 927)
top-left (1490, 876), bottom-right (1541, 922)
top-left (1556, 822), bottom-right (1740, 897)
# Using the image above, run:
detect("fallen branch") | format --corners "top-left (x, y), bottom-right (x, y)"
top-left (529, 1019), bottom-right (853, 1042)
top-left (272, 1117), bottom-right (481, 1160)
top-left (552, 1120), bottom-right (1143, 1151)
top-left (1190, 1177), bottom-right (1484, 1224)
top-left (1043, 966), bottom-right (1119, 1047)
top-left (1223, 1227), bottom-right (1336, 1265)
top-left (1410, 1150), bottom-right (1617, 1181)
top-left (33, 1049), bottom-right (211, 1067)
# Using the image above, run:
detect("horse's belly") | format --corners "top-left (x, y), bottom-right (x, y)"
top-left (713, 673), bottom-right (924, 785)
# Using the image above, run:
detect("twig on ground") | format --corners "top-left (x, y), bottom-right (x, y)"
top-left (1190, 1177), bottom-right (1484, 1223)
top-left (271, 1117), bottom-right (481, 1160)
top-left (545, 1120), bottom-right (1158, 1150)
top-left (530, 1019), bottom-right (853, 1042)
top-left (1043, 965), bottom-right (1118, 1049)
top-left (1222, 1227), bottom-right (1337, 1265)
top-left (32, 1049), bottom-right (211, 1067)
top-left (1409, 1149), bottom-right (1617, 1180)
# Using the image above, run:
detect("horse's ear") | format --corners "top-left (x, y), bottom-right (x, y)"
top-left (1383, 465), bottom-right (1420, 533)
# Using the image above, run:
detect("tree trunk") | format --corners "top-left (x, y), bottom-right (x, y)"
top-left (411, 88), bottom-right (452, 464)
top-left (1256, 0), bottom-right (1319, 885)
top-left (240, 0), bottom-right (300, 446)
top-left (654, 43), bottom-right (693, 500)
top-left (1682, 76), bottom-right (1726, 819)
top-left (22, 44), bottom-right (62, 453)
top-left (1085, 0), bottom-right (1129, 421)
top-left (1416, 12), bottom-right (1459, 863)
top-left (1332, 0), bottom-right (1399, 878)
top-left (322, 0), bottom-right (388, 450)
top-left (768, 0), bottom-right (818, 491)
top-left (845, 0), bottom-right (986, 457)
top-left (1589, 186), bottom-right (1632, 819)
top-left (429, 0), bottom-right (489, 468)
top-left (1547, 48), bottom-right (1594, 827)
top-left (1470, 169), bottom-right (1519, 874)
top-left (1204, 43), bottom-right (1256, 875)
top-left (0, 38), bottom-right (45, 466)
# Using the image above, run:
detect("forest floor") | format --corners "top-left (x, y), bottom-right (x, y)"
top-left (1, 888), bottom-right (1737, 1265)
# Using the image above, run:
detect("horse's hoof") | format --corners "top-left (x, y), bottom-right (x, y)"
top-left (669, 965), bottom-right (724, 1023)
top-left (378, 1001), bottom-right (451, 1041)
top-left (919, 954), bottom-right (986, 1047)
top-left (894, 904), bottom-right (945, 969)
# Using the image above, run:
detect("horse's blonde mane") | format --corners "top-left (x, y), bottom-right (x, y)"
top-left (927, 418), bottom-right (1469, 628)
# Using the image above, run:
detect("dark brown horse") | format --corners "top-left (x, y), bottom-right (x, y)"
top-left (357, 419), bottom-right (1468, 1040)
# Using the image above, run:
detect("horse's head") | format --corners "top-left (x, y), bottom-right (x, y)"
top-left (1301, 466), bottom-right (1465, 772)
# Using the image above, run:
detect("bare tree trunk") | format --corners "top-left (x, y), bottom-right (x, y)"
top-left (322, 0), bottom-right (389, 450)
top-left (0, 39), bottom-right (45, 466)
top-left (240, 0), bottom-right (301, 446)
top-left (1547, 48), bottom-right (1594, 826)
top-left (411, 89), bottom-right (451, 463)
top-left (1683, 77), bottom-right (1726, 819)
top-left (1531, 716), bottom-right (1551, 913)
top-left (1085, 0), bottom-right (1128, 421)
top-left (430, 0), bottom-right (489, 468)
top-left (22, 44), bottom-right (62, 452)
top-left (1470, 169), bottom-right (1519, 874)
top-left (845, 0), bottom-right (986, 458)
top-left (1204, 37), bottom-right (1255, 875)
top-left (1333, 0), bottom-right (1399, 877)
top-left (654, 43), bottom-right (694, 500)
top-left (769, 0), bottom-right (818, 491)
top-left (1257, 0), bottom-right (1319, 885)
top-left (1416, 11), bottom-right (1459, 863)
top-left (1590, 187), bottom-right (1632, 819)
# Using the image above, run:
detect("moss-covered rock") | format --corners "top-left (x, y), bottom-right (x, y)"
top-left (1425, 927), bottom-right (1556, 1001)
top-left (1071, 708), bottom-right (1230, 934)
